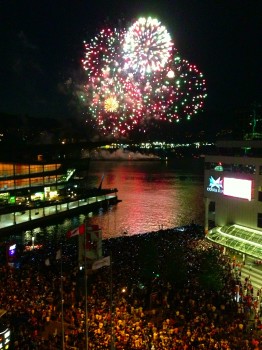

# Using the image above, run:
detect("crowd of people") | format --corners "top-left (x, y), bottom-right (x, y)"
top-left (0, 225), bottom-right (262, 349)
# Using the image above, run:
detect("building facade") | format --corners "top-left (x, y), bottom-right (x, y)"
top-left (204, 140), bottom-right (262, 260)
top-left (0, 159), bottom-right (118, 233)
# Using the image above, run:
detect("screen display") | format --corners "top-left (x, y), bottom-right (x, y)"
top-left (223, 177), bottom-right (252, 201)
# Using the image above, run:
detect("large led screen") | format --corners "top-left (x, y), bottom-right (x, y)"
top-left (223, 177), bottom-right (252, 201)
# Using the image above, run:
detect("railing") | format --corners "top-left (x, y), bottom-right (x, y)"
top-left (0, 193), bottom-right (118, 230)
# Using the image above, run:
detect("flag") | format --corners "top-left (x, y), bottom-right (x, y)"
top-left (92, 256), bottom-right (110, 270)
top-left (56, 249), bottom-right (61, 260)
top-left (66, 223), bottom-right (85, 239)
top-left (45, 258), bottom-right (50, 266)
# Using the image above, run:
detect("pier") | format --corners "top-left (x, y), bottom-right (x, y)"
top-left (0, 189), bottom-right (119, 235)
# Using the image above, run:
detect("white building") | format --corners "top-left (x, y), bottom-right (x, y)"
top-left (204, 140), bottom-right (262, 261)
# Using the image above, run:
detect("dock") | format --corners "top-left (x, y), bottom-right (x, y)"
top-left (0, 188), bottom-right (119, 235)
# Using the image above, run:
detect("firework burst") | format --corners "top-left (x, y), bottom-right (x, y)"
top-left (166, 54), bottom-right (207, 122)
top-left (80, 17), bottom-right (207, 137)
top-left (86, 72), bottom-right (143, 136)
top-left (82, 27), bottom-right (125, 80)
top-left (123, 17), bottom-right (173, 75)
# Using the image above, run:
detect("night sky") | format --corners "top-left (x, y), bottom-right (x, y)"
top-left (0, 0), bottom-right (261, 126)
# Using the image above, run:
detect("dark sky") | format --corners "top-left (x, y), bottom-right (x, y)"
top-left (0, 0), bottom-right (261, 123)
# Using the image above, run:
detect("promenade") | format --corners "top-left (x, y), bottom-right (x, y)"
top-left (239, 259), bottom-right (262, 294)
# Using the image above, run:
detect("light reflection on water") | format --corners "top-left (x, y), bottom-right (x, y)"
top-left (92, 159), bottom-right (205, 238)
top-left (5, 158), bottom-right (205, 245)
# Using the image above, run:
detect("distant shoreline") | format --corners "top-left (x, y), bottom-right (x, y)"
top-left (90, 158), bottom-right (161, 161)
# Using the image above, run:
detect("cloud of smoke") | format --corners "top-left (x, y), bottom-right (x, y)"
top-left (82, 148), bottom-right (160, 160)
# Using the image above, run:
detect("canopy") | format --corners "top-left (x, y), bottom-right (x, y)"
top-left (206, 224), bottom-right (262, 260)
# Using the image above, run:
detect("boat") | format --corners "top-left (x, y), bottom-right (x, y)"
top-left (0, 157), bottom-right (119, 234)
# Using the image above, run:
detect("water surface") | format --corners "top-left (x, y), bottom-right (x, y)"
top-left (2, 158), bottom-right (205, 245)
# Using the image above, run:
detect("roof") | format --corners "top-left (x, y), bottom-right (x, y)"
top-left (206, 224), bottom-right (262, 260)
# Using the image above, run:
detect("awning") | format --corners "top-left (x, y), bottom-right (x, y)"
top-left (206, 224), bottom-right (262, 260)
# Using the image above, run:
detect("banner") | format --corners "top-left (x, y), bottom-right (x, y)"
top-left (86, 225), bottom-right (101, 234)
top-left (66, 223), bottom-right (85, 239)
top-left (92, 256), bottom-right (110, 270)
top-left (78, 224), bottom-right (103, 265)
top-left (86, 225), bottom-right (102, 260)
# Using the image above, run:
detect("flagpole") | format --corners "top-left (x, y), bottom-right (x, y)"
top-left (84, 221), bottom-right (89, 350)
top-left (110, 251), bottom-right (115, 350)
top-left (60, 244), bottom-right (65, 350)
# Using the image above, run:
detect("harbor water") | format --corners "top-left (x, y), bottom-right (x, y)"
top-left (1, 157), bottom-right (205, 245)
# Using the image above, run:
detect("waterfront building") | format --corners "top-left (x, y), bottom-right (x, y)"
top-left (204, 140), bottom-right (262, 261)
top-left (0, 157), bottom-right (118, 233)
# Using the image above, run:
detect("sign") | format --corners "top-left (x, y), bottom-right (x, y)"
top-left (206, 176), bottom-right (253, 201)
top-left (206, 176), bottom-right (223, 194)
